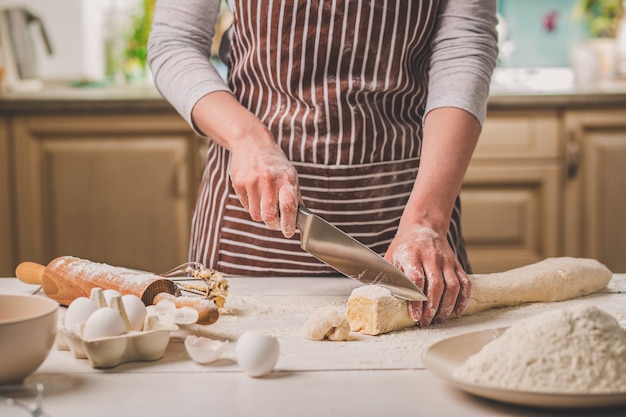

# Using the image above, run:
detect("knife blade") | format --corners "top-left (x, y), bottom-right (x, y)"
top-left (296, 205), bottom-right (427, 301)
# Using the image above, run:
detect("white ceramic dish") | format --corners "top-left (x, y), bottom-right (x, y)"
top-left (422, 328), bottom-right (626, 409)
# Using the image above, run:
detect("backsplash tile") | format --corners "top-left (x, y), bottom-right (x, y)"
top-left (498, 0), bottom-right (588, 67)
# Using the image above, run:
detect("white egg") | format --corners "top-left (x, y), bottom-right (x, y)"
top-left (236, 331), bottom-right (280, 377)
top-left (122, 294), bottom-right (147, 331)
top-left (103, 289), bottom-right (121, 306)
top-left (82, 307), bottom-right (127, 341)
top-left (64, 297), bottom-right (98, 334)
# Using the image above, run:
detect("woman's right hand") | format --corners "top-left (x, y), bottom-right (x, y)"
top-left (229, 136), bottom-right (300, 238)
top-left (191, 91), bottom-right (300, 238)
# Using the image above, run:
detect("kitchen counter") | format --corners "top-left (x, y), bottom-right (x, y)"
top-left (1, 69), bottom-right (626, 115)
top-left (1, 275), bottom-right (626, 417)
top-left (488, 68), bottom-right (626, 110)
top-left (0, 82), bottom-right (172, 115)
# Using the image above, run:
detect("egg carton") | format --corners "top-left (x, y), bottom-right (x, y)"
top-left (58, 326), bottom-right (174, 368)
top-left (56, 288), bottom-right (186, 369)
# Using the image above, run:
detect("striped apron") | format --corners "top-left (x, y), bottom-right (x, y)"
top-left (189, 0), bottom-right (471, 276)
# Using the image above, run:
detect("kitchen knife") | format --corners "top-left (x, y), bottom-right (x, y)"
top-left (296, 205), bottom-right (427, 301)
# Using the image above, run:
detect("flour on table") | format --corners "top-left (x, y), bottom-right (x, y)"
top-left (453, 306), bottom-right (626, 393)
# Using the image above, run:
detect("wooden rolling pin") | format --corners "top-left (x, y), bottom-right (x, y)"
top-left (16, 256), bottom-right (219, 325)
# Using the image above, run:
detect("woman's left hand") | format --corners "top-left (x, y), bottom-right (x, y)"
top-left (385, 225), bottom-right (471, 327)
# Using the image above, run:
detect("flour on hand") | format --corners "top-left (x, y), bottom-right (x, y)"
top-left (453, 306), bottom-right (626, 393)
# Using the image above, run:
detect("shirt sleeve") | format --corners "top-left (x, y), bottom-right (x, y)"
top-left (425, 0), bottom-right (499, 126)
top-left (147, 0), bottom-right (229, 131)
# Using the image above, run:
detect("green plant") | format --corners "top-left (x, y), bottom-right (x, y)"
top-left (125, 0), bottom-right (156, 79)
top-left (576, 0), bottom-right (624, 37)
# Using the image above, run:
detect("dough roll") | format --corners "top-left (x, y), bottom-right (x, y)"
top-left (346, 257), bottom-right (613, 335)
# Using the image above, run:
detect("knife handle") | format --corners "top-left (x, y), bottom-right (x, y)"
top-left (296, 205), bottom-right (313, 230)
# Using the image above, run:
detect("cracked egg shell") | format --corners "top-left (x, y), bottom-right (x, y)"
top-left (185, 335), bottom-right (228, 364)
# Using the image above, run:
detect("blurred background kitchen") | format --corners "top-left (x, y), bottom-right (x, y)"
top-left (1, 0), bottom-right (625, 278)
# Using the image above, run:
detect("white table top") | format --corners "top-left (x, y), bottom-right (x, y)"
top-left (2, 275), bottom-right (626, 417)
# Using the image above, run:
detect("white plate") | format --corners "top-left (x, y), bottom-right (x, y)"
top-left (422, 328), bottom-right (626, 409)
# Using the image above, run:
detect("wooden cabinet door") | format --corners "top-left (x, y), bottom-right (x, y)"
top-left (462, 111), bottom-right (562, 273)
top-left (564, 111), bottom-right (626, 273)
top-left (12, 114), bottom-right (201, 274)
top-left (462, 164), bottom-right (561, 273)
top-left (0, 117), bottom-right (15, 276)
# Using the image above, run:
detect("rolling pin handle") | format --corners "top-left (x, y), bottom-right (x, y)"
top-left (15, 262), bottom-right (46, 285)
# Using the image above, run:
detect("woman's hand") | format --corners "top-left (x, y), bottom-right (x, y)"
top-left (191, 91), bottom-right (300, 237)
top-left (385, 224), bottom-right (471, 327)
top-left (229, 138), bottom-right (300, 238)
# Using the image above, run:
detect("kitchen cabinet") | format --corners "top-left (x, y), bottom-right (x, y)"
top-left (7, 112), bottom-right (204, 275)
top-left (0, 117), bottom-right (14, 275)
top-left (461, 111), bottom-right (562, 273)
top-left (563, 110), bottom-right (626, 273)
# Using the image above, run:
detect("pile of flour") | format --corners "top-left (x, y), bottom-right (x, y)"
top-left (454, 306), bottom-right (626, 393)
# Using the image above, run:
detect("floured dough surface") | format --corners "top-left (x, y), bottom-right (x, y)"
top-left (301, 307), bottom-right (351, 341)
top-left (346, 257), bottom-right (613, 336)
top-left (464, 257), bottom-right (613, 315)
top-left (346, 285), bottom-right (414, 335)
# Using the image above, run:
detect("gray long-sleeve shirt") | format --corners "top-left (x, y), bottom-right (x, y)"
top-left (148, 0), bottom-right (498, 131)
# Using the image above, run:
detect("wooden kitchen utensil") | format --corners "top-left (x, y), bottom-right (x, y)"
top-left (15, 257), bottom-right (219, 325)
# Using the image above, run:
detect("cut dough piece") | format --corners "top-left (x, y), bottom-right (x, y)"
top-left (346, 257), bottom-right (613, 336)
top-left (301, 307), bottom-right (351, 341)
top-left (346, 285), bottom-right (415, 336)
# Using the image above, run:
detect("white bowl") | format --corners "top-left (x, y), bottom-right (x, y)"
top-left (0, 294), bottom-right (59, 385)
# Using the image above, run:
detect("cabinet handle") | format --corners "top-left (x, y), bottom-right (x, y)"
top-left (566, 131), bottom-right (580, 179)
